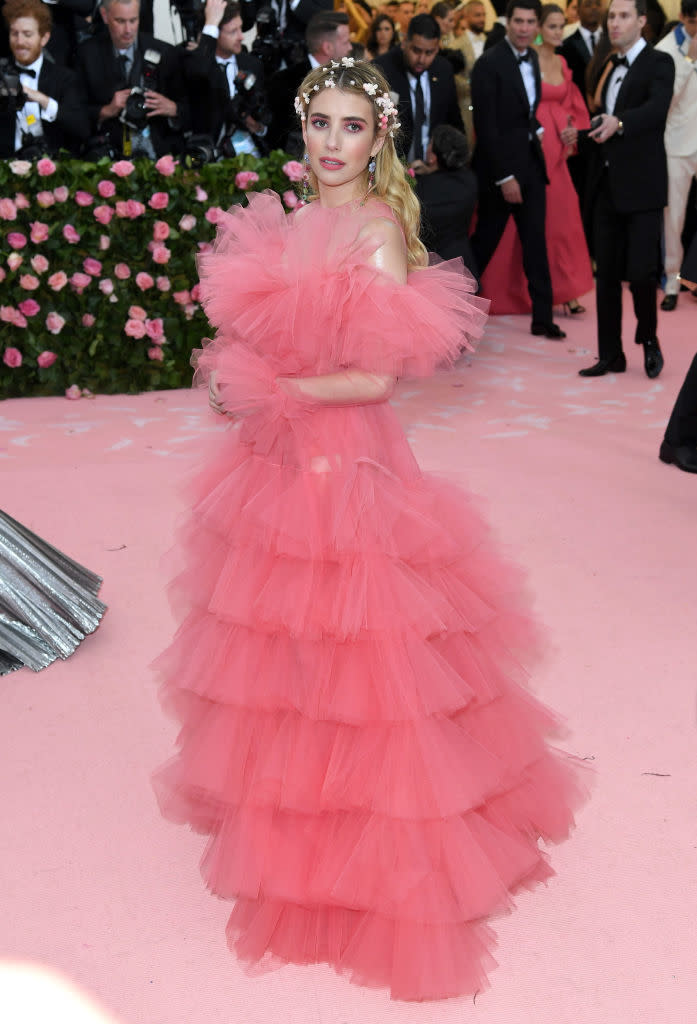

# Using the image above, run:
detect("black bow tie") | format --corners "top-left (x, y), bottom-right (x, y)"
top-left (517, 51), bottom-right (531, 64)
top-left (14, 64), bottom-right (36, 78)
top-left (611, 54), bottom-right (629, 68)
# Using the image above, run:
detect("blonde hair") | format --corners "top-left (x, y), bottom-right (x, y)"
top-left (296, 61), bottom-right (428, 268)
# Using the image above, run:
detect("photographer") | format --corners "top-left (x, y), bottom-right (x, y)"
top-left (0, 0), bottom-right (89, 158)
top-left (184, 0), bottom-right (269, 156)
top-left (76, 0), bottom-right (189, 159)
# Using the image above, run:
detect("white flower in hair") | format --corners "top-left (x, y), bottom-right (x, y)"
top-left (293, 95), bottom-right (306, 120)
top-left (341, 56), bottom-right (356, 67)
top-left (363, 82), bottom-right (378, 97)
top-left (325, 78), bottom-right (336, 88)
top-left (302, 92), bottom-right (310, 104)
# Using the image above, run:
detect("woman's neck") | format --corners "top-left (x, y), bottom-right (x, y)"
top-left (537, 41), bottom-right (557, 59)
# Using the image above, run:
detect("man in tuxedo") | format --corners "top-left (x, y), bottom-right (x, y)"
top-left (184, 0), bottom-right (269, 156)
top-left (373, 13), bottom-right (464, 161)
top-left (560, 0), bottom-right (603, 102)
top-left (0, 0), bottom-right (89, 157)
top-left (76, 0), bottom-right (188, 159)
top-left (267, 10), bottom-right (350, 153)
top-left (655, 0), bottom-right (697, 312)
top-left (0, 0), bottom-right (94, 69)
top-left (470, 0), bottom-right (565, 338)
top-left (579, 0), bottom-right (674, 378)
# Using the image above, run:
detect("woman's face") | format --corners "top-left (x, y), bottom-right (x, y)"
top-left (541, 11), bottom-right (566, 46)
top-left (375, 17), bottom-right (395, 47)
top-left (565, 0), bottom-right (578, 23)
top-left (303, 88), bottom-right (385, 204)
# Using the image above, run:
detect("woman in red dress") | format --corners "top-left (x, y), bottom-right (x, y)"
top-left (480, 4), bottom-right (593, 315)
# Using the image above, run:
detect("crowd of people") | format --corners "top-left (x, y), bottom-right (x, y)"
top-left (1, 0), bottom-right (696, 465)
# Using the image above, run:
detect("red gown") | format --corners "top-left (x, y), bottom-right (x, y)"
top-left (481, 58), bottom-right (593, 314)
top-left (154, 192), bottom-right (587, 1000)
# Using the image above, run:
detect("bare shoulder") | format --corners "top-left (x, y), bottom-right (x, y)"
top-left (357, 216), bottom-right (408, 285)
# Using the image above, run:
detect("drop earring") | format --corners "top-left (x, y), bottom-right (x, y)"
top-left (302, 153), bottom-right (310, 201)
top-left (368, 157), bottom-right (376, 191)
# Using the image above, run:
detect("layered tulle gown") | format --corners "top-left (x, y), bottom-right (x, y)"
top-left (481, 59), bottom-right (594, 314)
top-left (154, 192), bottom-right (586, 1000)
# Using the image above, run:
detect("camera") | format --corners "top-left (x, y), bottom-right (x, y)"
top-left (227, 69), bottom-right (272, 131)
top-left (0, 58), bottom-right (25, 114)
top-left (250, 6), bottom-right (307, 77)
top-left (170, 0), bottom-right (206, 43)
top-left (121, 49), bottom-right (162, 131)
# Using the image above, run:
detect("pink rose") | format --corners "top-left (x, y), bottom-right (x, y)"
top-left (94, 204), bottom-right (113, 225)
top-left (178, 214), bottom-right (196, 231)
top-left (97, 180), bottom-right (116, 198)
top-left (46, 312), bottom-right (66, 334)
top-left (114, 263), bottom-right (131, 280)
top-left (148, 346), bottom-right (164, 361)
top-left (0, 198), bottom-right (17, 220)
top-left (195, 185), bottom-right (208, 201)
top-left (190, 283), bottom-right (201, 302)
top-left (3, 347), bottom-right (22, 368)
top-left (152, 244), bottom-right (171, 265)
top-left (111, 160), bottom-right (135, 177)
top-left (156, 275), bottom-right (170, 291)
top-left (36, 190), bottom-right (56, 208)
top-left (52, 186), bottom-right (69, 203)
top-left (152, 220), bottom-right (170, 241)
top-left (126, 198), bottom-right (146, 219)
top-left (115, 201), bottom-right (129, 218)
top-left (135, 271), bottom-right (154, 291)
top-left (30, 254), bottom-right (49, 274)
top-left (75, 190), bottom-right (94, 207)
top-left (282, 160), bottom-right (305, 182)
top-left (18, 299), bottom-right (40, 317)
top-left (70, 272), bottom-right (92, 291)
top-left (124, 318), bottom-right (147, 338)
top-left (65, 384), bottom-right (82, 400)
top-left (184, 303), bottom-right (197, 320)
top-left (10, 309), bottom-right (27, 327)
top-left (37, 350), bottom-right (57, 368)
top-left (8, 232), bottom-right (27, 249)
top-left (48, 271), bottom-right (68, 291)
top-left (83, 257), bottom-right (102, 277)
top-left (148, 191), bottom-right (169, 210)
top-left (99, 278), bottom-right (114, 295)
top-left (98, 234), bottom-right (111, 251)
top-left (19, 274), bottom-right (39, 290)
top-left (155, 154), bottom-right (177, 176)
top-left (14, 193), bottom-right (30, 209)
top-left (37, 158), bottom-right (57, 177)
top-left (205, 206), bottom-right (222, 224)
top-left (82, 313), bottom-right (96, 327)
top-left (30, 222), bottom-right (50, 243)
top-left (407, 167), bottom-right (416, 178)
top-left (0, 306), bottom-right (15, 322)
top-left (145, 317), bottom-right (164, 340)
top-left (173, 289), bottom-right (191, 305)
top-left (128, 305), bottom-right (147, 321)
top-left (7, 253), bottom-right (23, 271)
top-left (235, 170), bottom-right (259, 190)
top-left (282, 190), bottom-right (299, 209)
top-left (63, 224), bottom-right (81, 244)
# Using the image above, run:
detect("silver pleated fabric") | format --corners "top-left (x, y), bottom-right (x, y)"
top-left (0, 510), bottom-right (107, 674)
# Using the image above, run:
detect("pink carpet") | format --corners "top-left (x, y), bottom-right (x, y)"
top-left (2, 294), bottom-right (696, 1023)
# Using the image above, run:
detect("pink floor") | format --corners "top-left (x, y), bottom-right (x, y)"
top-left (2, 294), bottom-right (696, 1023)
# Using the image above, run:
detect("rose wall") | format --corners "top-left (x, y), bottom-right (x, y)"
top-left (0, 153), bottom-right (304, 399)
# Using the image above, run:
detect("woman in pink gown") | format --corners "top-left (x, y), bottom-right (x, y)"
top-left (154, 58), bottom-right (586, 1001)
top-left (480, 5), bottom-right (593, 315)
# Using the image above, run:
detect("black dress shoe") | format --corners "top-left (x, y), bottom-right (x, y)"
top-left (642, 338), bottom-right (664, 379)
top-left (579, 352), bottom-right (627, 377)
top-left (531, 322), bottom-right (567, 339)
top-left (660, 294), bottom-right (678, 311)
top-left (659, 440), bottom-right (697, 473)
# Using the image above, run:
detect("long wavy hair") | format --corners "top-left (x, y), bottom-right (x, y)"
top-left (296, 61), bottom-right (427, 268)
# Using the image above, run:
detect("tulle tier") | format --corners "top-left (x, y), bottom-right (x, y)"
top-left (155, 192), bottom-right (586, 1000)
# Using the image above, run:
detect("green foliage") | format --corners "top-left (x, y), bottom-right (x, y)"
top-left (0, 152), bottom-right (300, 398)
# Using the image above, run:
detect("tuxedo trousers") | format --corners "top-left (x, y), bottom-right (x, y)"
top-left (472, 157), bottom-right (553, 324)
top-left (664, 353), bottom-right (697, 447)
top-left (593, 172), bottom-right (662, 359)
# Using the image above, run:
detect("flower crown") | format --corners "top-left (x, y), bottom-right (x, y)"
top-left (293, 58), bottom-right (401, 137)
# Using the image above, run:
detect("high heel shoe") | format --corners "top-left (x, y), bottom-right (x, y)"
top-left (563, 300), bottom-right (585, 315)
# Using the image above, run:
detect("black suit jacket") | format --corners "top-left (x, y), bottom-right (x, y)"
top-left (588, 44), bottom-right (674, 213)
top-left (416, 166), bottom-right (478, 276)
top-left (184, 34), bottom-right (265, 143)
top-left (267, 56), bottom-right (311, 154)
top-left (470, 39), bottom-right (547, 188)
top-left (76, 32), bottom-right (188, 157)
top-left (559, 28), bottom-right (593, 104)
top-left (0, 57), bottom-right (89, 158)
top-left (373, 47), bottom-right (464, 158)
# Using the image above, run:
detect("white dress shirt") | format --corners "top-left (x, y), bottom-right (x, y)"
top-left (578, 24), bottom-right (602, 58)
top-left (605, 36), bottom-right (645, 116)
top-left (506, 37), bottom-right (536, 110)
top-left (15, 53), bottom-right (58, 152)
top-left (466, 29), bottom-right (485, 61)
